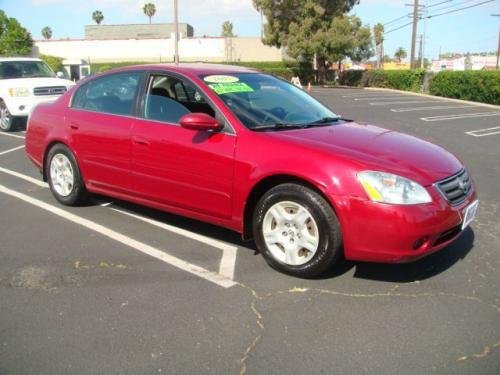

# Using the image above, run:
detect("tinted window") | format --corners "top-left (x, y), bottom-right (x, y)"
top-left (0, 60), bottom-right (55, 79)
top-left (72, 72), bottom-right (141, 116)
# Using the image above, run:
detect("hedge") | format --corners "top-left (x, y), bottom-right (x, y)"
top-left (339, 69), bottom-right (426, 92)
top-left (40, 54), bottom-right (64, 73)
top-left (429, 70), bottom-right (500, 105)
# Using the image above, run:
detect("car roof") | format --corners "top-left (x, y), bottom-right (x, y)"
top-left (109, 63), bottom-right (259, 76)
top-left (0, 57), bottom-right (42, 62)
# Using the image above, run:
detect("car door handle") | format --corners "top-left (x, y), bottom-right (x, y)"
top-left (132, 136), bottom-right (150, 146)
top-left (70, 122), bottom-right (79, 130)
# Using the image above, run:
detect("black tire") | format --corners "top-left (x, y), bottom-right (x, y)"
top-left (46, 144), bottom-right (88, 206)
top-left (253, 183), bottom-right (342, 278)
top-left (0, 99), bottom-right (15, 132)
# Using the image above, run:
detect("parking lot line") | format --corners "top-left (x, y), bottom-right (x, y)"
top-left (354, 96), bottom-right (406, 101)
top-left (370, 100), bottom-right (441, 106)
top-left (0, 132), bottom-right (25, 139)
top-left (0, 145), bottom-right (24, 156)
top-left (465, 126), bottom-right (500, 137)
top-left (0, 165), bottom-right (238, 281)
top-left (391, 105), bottom-right (476, 113)
top-left (0, 165), bottom-right (47, 187)
top-left (0, 183), bottom-right (237, 288)
top-left (421, 112), bottom-right (500, 122)
top-left (108, 206), bottom-right (238, 280)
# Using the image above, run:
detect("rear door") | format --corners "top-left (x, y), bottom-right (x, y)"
top-left (69, 72), bottom-right (143, 194)
top-left (131, 73), bottom-right (236, 219)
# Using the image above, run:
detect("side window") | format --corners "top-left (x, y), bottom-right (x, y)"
top-left (72, 72), bottom-right (141, 116)
top-left (143, 75), bottom-right (215, 124)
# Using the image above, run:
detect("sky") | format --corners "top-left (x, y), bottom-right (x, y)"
top-left (0, 0), bottom-right (499, 61)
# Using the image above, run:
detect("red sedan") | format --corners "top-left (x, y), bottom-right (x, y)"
top-left (25, 64), bottom-right (478, 277)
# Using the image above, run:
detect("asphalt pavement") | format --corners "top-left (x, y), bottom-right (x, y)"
top-left (0, 88), bottom-right (498, 374)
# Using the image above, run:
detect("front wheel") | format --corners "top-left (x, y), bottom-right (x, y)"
top-left (253, 183), bottom-right (342, 278)
top-left (0, 100), bottom-right (14, 132)
top-left (46, 144), bottom-right (88, 206)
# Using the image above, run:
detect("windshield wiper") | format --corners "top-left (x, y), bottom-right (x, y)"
top-left (253, 123), bottom-right (306, 131)
top-left (307, 116), bottom-right (342, 125)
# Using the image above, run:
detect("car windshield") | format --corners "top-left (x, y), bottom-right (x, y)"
top-left (0, 60), bottom-right (56, 79)
top-left (200, 73), bottom-right (339, 131)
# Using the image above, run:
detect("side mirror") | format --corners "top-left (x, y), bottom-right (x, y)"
top-left (56, 71), bottom-right (65, 78)
top-left (179, 113), bottom-right (223, 132)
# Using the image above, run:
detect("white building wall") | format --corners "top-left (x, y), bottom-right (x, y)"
top-left (33, 37), bottom-right (282, 63)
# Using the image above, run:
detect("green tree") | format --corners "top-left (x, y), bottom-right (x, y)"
top-left (143, 3), bottom-right (156, 24)
top-left (253, 0), bottom-right (369, 83)
top-left (92, 10), bottom-right (104, 25)
top-left (0, 11), bottom-right (33, 56)
top-left (394, 47), bottom-right (407, 63)
top-left (383, 54), bottom-right (393, 63)
top-left (221, 21), bottom-right (235, 37)
top-left (40, 54), bottom-right (63, 72)
top-left (41, 26), bottom-right (52, 40)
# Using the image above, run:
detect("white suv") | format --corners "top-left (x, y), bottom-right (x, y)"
top-left (0, 58), bottom-right (75, 132)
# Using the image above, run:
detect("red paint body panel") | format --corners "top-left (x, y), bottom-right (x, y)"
top-left (25, 64), bottom-right (477, 264)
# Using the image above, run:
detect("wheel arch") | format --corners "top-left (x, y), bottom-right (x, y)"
top-left (42, 140), bottom-right (77, 182)
top-left (242, 174), bottom-right (335, 240)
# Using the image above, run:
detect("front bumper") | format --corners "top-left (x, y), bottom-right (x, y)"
top-left (4, 96), bottom-right (59, 117)
top-left (331, 186), bottom-right (477, 263)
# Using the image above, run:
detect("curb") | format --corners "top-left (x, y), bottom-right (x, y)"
top-left (362, 87), bottom-right (500, 110)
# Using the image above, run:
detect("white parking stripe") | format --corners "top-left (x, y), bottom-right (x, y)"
top-left (0, 145), bottom-right (24, 156)
top-left (0, 165), bottom-right (238, 282)
top-left (0, 184), bottom-right (237, 288)
top-left (370, 100), bottom-right (441, 106)
top-left (354, 96), bottom-right (406, 101)
top-left (0, 132), bottom-right (25, 139)
top-left (341, 93), bottom-right (394, 98)
top-left (421, 112), bottom-right (500, 122)
top-left (391, 105), bottom-right (476, 112)
top-left (0, 165), bottom-right (47, 187)
top-left (108, 206), bottom-right (238, 280)
top-left (465, 126), bottom-right (500, 137)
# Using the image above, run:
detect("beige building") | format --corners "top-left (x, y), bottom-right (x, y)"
top-left (32, 36), bottom-right (283, 64)
top-left (84, 23), bottom-right (194, 39)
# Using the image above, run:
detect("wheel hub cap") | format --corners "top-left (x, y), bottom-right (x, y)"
top-left (50, 154), bottom-right (74, 197)
top-left (262, 201), bottom-right (319, 266)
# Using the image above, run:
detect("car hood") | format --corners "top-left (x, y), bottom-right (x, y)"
top-left (268, 122), bottom-right (463, 186)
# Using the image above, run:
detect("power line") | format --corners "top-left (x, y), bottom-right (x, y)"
top-left (426, 0), bottom-right (495, 18)
top-left (383, 13), bottom-right (412, 26)
top-left (428, 0), bottom-right (477, 13)
top-left (385, 21), bottom-right (414, 34)
top-left (426, 0), bottom-right (454, 8)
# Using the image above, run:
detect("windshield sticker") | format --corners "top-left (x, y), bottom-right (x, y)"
top-left (208, 82), bottom-right (254, 95)
top-left (204, 75), bottom-right (239, 83)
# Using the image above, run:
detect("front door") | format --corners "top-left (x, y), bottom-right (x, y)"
top-left (131, 73), bottom-right (236, 219)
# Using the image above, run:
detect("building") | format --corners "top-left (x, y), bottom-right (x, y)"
top-left (84, 23), bottom-right (194, 40)
top-left (430, 55), bottom-right (497, 72)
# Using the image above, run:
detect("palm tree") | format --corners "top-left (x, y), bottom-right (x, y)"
top-left (221, 21), bottom-right (235, 37)
top-left (143, 3), bottom-right (156, 24)
top-left (41, 26), bottom-right (52, 40)
top-left (92, 10), bottom-right (104, 25)
top-left (394, 47), bottom-right (407, 63)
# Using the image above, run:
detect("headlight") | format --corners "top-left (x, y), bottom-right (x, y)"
top-left (357, 171), bottom-right (432, 205)
top-left (8, 87), bottom-right (30, 97)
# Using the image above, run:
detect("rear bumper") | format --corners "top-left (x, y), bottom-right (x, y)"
top-left (331, 188), bottom-right (477, 263)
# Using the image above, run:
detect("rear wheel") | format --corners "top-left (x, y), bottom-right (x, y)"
top-left (0, 100), bottom-right (14, 132)
top-left (46, 144), bottom-right (88, 205)
top-left (253, 183), bottom-right (342, 278)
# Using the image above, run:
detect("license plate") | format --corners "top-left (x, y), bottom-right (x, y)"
top-left (461, 200), bottom-right (479, 230)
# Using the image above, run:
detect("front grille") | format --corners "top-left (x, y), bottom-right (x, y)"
top-left (436, 169), bottom-right (472, 205)
top-left (33, 86), bottom-right (67, 96)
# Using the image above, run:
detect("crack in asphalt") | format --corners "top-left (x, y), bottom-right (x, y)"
top-left (236, 282), bottom-right (500, 374)
top-left (457, 340), bottom-right (500, 362)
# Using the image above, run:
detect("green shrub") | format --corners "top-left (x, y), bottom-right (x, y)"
top-left (363, 69), bottom-right (426, 92)
top-left (339, 70), bottom-right (364, 86)
top-left (429, 70), bottom-right (500, 105)
top-left (40, 54), bottom-right (63, 73)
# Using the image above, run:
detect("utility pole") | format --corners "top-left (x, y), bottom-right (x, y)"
top-left (174, 0), bottom-right (179, 65)
top-left (410, 0), bottom-right (419, 69)
top-left (493, 15), bottom-right (500, 69)
top-left (418, 34), bottom-right (423, 69)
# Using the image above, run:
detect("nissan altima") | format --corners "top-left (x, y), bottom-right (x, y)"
top-left (25, 64), bottom-right (478, 277)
